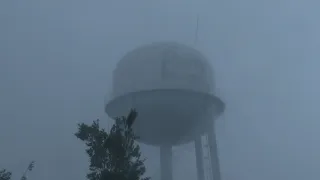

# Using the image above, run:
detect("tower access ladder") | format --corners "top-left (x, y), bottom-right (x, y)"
top-left (202, 135), bottom-right (213, 180)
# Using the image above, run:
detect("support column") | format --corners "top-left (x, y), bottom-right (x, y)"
top-left (195, 136), bottom-right (205, 180)
top-left (160, 145), bottom-right (173, 180)
top-left (207, 121), bottom-right (221, 180)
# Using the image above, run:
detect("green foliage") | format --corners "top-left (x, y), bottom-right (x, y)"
top-left (21, 161), bottom-right (35, 180)
top-left (0, 169), bottom-right (12, 180)
top-left (0, 161), bottom-right (35, 180)
top-left (75, 109), bottom-right (150, 180)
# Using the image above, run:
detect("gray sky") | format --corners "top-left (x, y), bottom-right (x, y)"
top-left (1, 0), bottom-right (320, 180)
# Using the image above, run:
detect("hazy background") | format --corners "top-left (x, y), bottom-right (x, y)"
top-left (1, 0), bottom-right (320, 180)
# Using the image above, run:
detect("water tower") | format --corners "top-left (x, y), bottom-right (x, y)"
top-left (105, 42), bottom-right (225, 180)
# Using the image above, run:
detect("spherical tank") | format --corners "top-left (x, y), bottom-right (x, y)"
top-left (105, 42), bottom-right (225, 146)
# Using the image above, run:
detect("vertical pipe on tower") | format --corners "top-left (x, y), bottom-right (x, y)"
top-left (207, 121), bottom-right (221, 180)
top-left (195, 136), bottom-right (205, 180)
top-left (160, 145), bottom-right (173, 180)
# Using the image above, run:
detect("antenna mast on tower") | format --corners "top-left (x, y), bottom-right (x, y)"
top-left (192, 11), bottom-right (222, 180)
top-left (194, 14), bottom-right (200, 46)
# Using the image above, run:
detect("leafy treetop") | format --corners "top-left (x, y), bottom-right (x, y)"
top-left (0, 169), bottom-right (11, 180)
top-left (0, 161), bottom-right (35, 180)
top-left (75, 109), bottom-right (150, 180)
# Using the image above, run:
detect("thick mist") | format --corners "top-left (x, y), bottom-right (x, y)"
top-left (1, 0), bottom-right (320, 180)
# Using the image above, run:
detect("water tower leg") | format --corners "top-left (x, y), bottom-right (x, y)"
top-left (160, 145), bottom-right (173, 180)
top-left (195, 136), bottom-right (205, 180)
top-left (207, 122), bottom-right (221, 180)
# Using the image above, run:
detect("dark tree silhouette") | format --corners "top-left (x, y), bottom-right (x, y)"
top-left (0, 169), bottom-right (12, 180)
top-left (0, 161), bottom-right (35, 180)
top-left (75, 109), bottom-right (150, 180)
top-left (20, 161), bottom-right (35, 180)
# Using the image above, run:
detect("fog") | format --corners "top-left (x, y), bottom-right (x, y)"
top-left (1, 0), bottom-right (320, 180)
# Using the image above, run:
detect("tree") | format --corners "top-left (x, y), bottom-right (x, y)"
top-left (75, 109), bottom-right (150, 180)
top-left (20, 161), bottom-right (35, 180)
top-left (0, 161), bottom-right (35, 180)
top-left (0, 169), bottom-right (12, 180)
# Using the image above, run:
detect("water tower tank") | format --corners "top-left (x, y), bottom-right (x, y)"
top-left (105, 42), bottom-right (224, 146)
